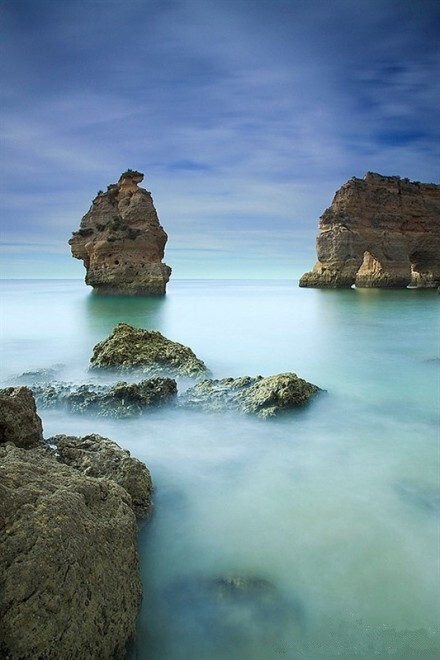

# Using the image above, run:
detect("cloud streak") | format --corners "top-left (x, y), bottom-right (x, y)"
top-left (1, 0), bottom-right (439, 278)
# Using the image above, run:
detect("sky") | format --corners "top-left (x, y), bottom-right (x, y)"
top-left (1, 0), bottom-right (439, 279)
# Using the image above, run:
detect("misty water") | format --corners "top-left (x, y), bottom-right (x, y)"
top-left (1, 279), bottom-right (439, 658)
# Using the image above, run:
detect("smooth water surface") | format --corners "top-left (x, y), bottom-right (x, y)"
top-left (1, 279), bottom-right (439, 658)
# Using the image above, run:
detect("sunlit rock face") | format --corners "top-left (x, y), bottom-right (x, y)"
top-left (69, 170), bottom-right (171, 295)
top-left (299, 172), bottom-right (440, 288)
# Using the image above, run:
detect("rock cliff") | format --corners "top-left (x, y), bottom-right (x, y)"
top-left (69, 169), bottom-right (171, 295)
top-left (299, 172), bottom-right (440, 288)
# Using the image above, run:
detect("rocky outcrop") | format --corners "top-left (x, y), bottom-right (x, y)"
top-left (299, 172), bottom-right (440, 288)
top-left (180, 372), bottom-right (320, 418)
top-left (0, 386), bottom-right (44, 448)
top-left (69, 169), bottom-right (171, 295)
top-left (0, 445), bottom-right (142, 660)
top-left (90, 322), bottom-right (208, 377)
top-left (52, 434), bottom-right (153, 518)
top-left (0, 387), bottom-right (152, 659)
top-left (32, 377), bottom-right (177, 417)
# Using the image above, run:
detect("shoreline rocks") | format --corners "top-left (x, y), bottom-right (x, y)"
top-left (90, 322), bottom-right (208, 377)
top-left (69, 169), bottom-right (171, 295)
top-left (180, 372), bottom-right (321, 418)
top-left (32, 377), bottom-right (177, 417)
top-left (299, 172), bottom-right (440, 289)
top-left (0, 387), bottom-right (152, 659)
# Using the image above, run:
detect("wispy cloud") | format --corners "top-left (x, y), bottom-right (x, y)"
top-left (1, 0), bottom-right (439, 278)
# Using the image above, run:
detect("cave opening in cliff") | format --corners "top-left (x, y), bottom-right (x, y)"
top-left (409, 250), bottom-right (437, 287)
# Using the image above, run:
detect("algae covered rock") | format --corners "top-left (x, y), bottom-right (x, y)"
top-left (52, 433), bottom-right (153, 518)
top-left (32, 377), bottom-right (177, 417)
top-left (90, 322), bottom-right (208, 377)
top-left (0, 386), bottom-right (44, 448)
top-left (181, 372), bottom-right (320, 418)
top-left (0, 443), bottom-right (142, 660)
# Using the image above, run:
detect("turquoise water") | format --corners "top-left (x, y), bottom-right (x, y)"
top-left (1, 279), bottom-right (439, 658)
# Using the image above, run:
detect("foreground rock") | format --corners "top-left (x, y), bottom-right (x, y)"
top-left (0, 386), bottom-right (44, 448)
top-left (180, 372), bottom-right (320, 418)
top-left (0, 388), bottom-right (152, 659)
top-left (52, 433), bottom-right (153, 518)
top-left (299, 172), bottom-right (440, 288)
top-left (90, 322), bottom-right (208, 377)
top-left (32, 377), bottom-right (177, 417)
top-left (69, 169), bottom-right (171, 295)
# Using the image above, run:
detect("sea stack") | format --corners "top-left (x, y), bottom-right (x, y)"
top-left (299, 172), bottom-right (440, 288)
top-left (69, 170), bottom-right (171, 295)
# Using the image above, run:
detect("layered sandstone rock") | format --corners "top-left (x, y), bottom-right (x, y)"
top-left (0, 387), bottom-right (152, 659)
top-left (69, 169), bottom-right (171, 295)
top-left (299, 172), bottom-right (440, 288)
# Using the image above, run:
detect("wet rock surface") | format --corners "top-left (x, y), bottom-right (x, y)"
top-left (90, 322), bottom-right (208, 377)
top-left (32, 377), bottom-right (177, 417)
top-left (69, 169), bottom-right (171, 295)
top-left (52, 433), bottom-right (153, 518)
top-left (0, 386), bottom-right (44, 448)
top-left (300, 172), bottom-right (440, 288)
top-left (180, 372), bottom-right (320, 418)
top-left (0, 389), bottom-right (152, 659)
top-left (0, 444), bottom-right (141, 660)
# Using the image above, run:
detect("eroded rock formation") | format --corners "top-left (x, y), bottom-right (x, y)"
top-left (0, 387), bottom-right (152, 659)
top-left (299, 172), bottom-right (440, 288)
top-left (69, 169), bottom-right (171, 295)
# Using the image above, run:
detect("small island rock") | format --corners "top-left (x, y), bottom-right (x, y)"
top-left (90, 322), bottom-right (208, 377)
top-left (69, 169), bottom-right (171, 295)
top-left (299, 172), bottom-right (440, 288)
top-left (180, 372), bottom-right (320, 418)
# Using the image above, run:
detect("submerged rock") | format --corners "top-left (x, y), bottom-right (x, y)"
top-left (90, 322), bottom-right (208, 377)
top-left (180, 372), bottom-right (320, 418)
top-left (32, 377), bottom-right (177, 417)
top-left (0, 388), bottom-right (152, 659)
top-left (13, 365), bottom-right (64, 384)
top-left (158, 574), bottom-right (304, 657)
top-left (69, 169), bottom-right (171, 295)
top-left (0, 386), bottom-right (44, 448)
top-left (52, 433), bottom-right (153, 518)
top-left (299, 172), bottom-right (440, 288)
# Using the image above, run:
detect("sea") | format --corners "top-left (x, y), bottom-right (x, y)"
top-left (1, 278), bottom-right (439, 659)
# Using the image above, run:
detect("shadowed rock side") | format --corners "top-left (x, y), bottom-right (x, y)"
top-left (90, 322), bottom-right (208, 377)
top-left (180, 373), bottom-right (320, 418)
top-left (69, 169), bottom-right (171, 295)
top-left (32, 378), bottom-right (177, 417)
top-left (0, 387), bottom-right (152, 660)
top-left (299, 172), bottom-right (440, 288)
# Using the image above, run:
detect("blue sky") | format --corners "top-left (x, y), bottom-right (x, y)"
top-left (1, 0), bottom-right (439, 279)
